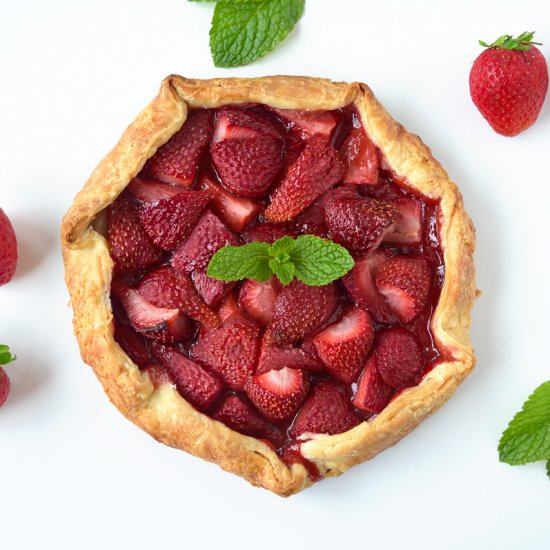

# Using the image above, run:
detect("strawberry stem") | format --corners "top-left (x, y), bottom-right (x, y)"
top-left (479, 31), bottom-right (542, 51)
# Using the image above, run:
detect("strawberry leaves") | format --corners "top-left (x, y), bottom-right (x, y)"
top-left (479, 31), bottom-right (542, 52)
top-left (499, 381), bottom-right (550, 479)
top-left (207, 235), bottom-right (354, 286)
top-left (0, 345), bottom-right (16, 365)
top-left (189, 0), bottom-right (305, 68)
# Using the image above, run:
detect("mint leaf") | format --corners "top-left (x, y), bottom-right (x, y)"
top-left (209, 0), bottom-right (305, 67)
top-left (290, 235), bottom-right (355, 286)
top-left (207, 241), bottom-right (271, 282)
top-left (547, 460), bottom-right (550, 479)
top-left (0, 345), bottom-right (16, 365)
top-left (499, 381), bottom-right (550, 465)
top-left (269, 257), bottom-right (295, 285)
top-left (269, 235), bottom-right (295, 258)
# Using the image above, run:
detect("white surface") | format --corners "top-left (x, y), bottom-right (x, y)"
top-left (1, 1), bottom-right (549, 548)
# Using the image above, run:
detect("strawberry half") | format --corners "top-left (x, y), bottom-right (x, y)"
top-left (113, 320), bottom-right (151, 368)
top-left (238, 277), bottom-right (281, 328)
top-left (0, 207), bottom-right (17, 286)
top-left (353, 356), bottom-right (393, 414)
top-left (113, 282), bottom-right (193, 343)
top-left (312, 307), bottom-right (374, 383)
top-left (246, 367), bottom-right (310, 421)
top-left (340, 123), bottom-right (379, 185)
top-left (264, 136), bottom-right (345, 222)
top-left (199, 175), bottom-right (260, 231)
top-left (217, 293), bottom-right (241, 323)
top-left (191, 270), bottom-right (235, 308)
top-left (289, 382), bottom-right (360, 437)
top-left (372, 328), bottom-right (424, 388)
top-left (325, 196), bottom-right (398, 254)
top-left (342, 250), bottom-right (395, 324)
top-left (127, 178), bottom-right (183, 202)
top-left (137, 265), bottom-right (218, 328)
top-left (137, 190), bottom-right (211, 251)
top-left (172, 210), bottom-right (239, 273)
top-left (141, 109), bottom-right (213, 186)
top-left (256, 340), bottom-right (324, 375)
top-left (375, 256), bottom-right (432, 323)
top-left (211, 108), bottom-right (285, 198)
top-left (383, 198), bottom-right (423, 246)
top-left (191, 313), bottom-right (260, 390)
top-left (267, 280), bottom-right (338, 345)
top-left (242, 222), bottom-right (295, 244)
top-left (268, 107), bottom-right (340, 139)
top-left (142, 363), bottom-right (173, 387)
top-left (152, 344), bottom-right (222, 409)
top-left (107, 194), bottom-right (164, 272)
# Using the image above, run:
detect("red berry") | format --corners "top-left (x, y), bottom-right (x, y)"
top-left (256, 339), bottom-right (324, 375)
top-left (246, 367), bottom-right (309, 421)
top-left (268, 107), bottom-right (340, 139)
top-left (239, 277), bottom-right (281, 328)
top-left (353, 356), bottom-right (393, 414)
top-left (340, 122), bottom-right (379, 185)
top-left (0, 208), bottom-right (18, 286)
top-left (469, 32), bottom-right (549, 136)
top-left (383, 198), bottom-right (423, 246)
top-left (0, 366), bottom-right (11, 407)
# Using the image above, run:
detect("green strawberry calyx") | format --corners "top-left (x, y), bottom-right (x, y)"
top-left (479, 31), bottom-right (542, 52)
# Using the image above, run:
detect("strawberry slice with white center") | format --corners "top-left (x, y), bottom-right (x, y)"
top-left (199, 175), bottom-right (260, 231)
top-left (217, 293), bottom-right (241, 323)
top-left (342, 250), bottom-right (395, 324)
top-left (353, 356), bottom-right (394, 414)
top-left (212, 107), bottom-right (284, 142)
top-left (238, 277), bottom-right (281, 328)
top-left (141, 109), bottom-right (213, 186)
top-left (267, 107), bottom-right (340, 139)
top-left (383, 198), bottom-right (423, 246)
top-left (256, 339), bottom-right (324, 375)
top-left (245, 367), bottom-right (310, 422)
top-left (127, 178), bottom-right (184, 202)
top-left (324, 196), bottom-right (398, 254)
top-left (151, 344), bottom-right (222, 410)
top-left (372, 328), bottom-right (424, 388)
top-left (375, 256), bottom-right (432, 323)
top-left (340, 123), bottom-right (380, 185)
top-left (313, 307), bottom-right (375, 383)
top-left (264, 136), bottom-right (345, 222)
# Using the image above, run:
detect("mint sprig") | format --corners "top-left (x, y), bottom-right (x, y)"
top-left (207, 235), bottom-right (354, 286)
top-left (188, 0), bottom-right (305, 68)
top-left (0, 345), bottom-right (16, 365)
top-left (499, 381), bottom-right (550, 479)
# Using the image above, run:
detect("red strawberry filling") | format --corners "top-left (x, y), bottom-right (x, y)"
top-left (106, 103), bottom-right (446, 479)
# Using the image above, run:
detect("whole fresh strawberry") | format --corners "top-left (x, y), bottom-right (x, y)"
top-left (469, 31), bottom-right (548, 136)
top-left (0, 345), bottom-right (16, 408)
top-left (0, 208), bottom-right (18, 285)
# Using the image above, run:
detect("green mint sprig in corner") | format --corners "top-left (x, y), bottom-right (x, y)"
top-left (188, 0), bottom-right (305, 68)
top-left (498, 381), bottom-right (550, 479)
top-left (207, 235), bottom-right (354, 286)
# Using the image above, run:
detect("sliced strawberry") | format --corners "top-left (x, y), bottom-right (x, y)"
top-left (217, 293), bottom-right (241, 323)
top-left (375, 256), bottom-right (432, 323)
top-left (383, 198), bottom-right (423, 245)
top-left (107, 194), bottom-right (164, 271)
top-left (137, 190), bottom-right (210, 251)
top-left (152, 344), bottom-right (222, 409)
top-left (238, 277), bottom-right (281, 328)
top-left (191, 270), bottom-right (235, 308)
top-left (342, 250), bottom-right (395, 323)
top-left (212, 107), bottom-right (284, 142)
top-left (113, 281), bottom-right (193, 343)
top-left (353, 356), bottom-right (393, 414)
top-left (113, 320), bottom-right (150, 368)
top-left (373, 328), bottom-right (424, 388)
top-left (256, 340), bottom-right (324, 375)
top-left (246, 367), bottom-right (310, 421)
top-left (127, 178), bottom-right (183, 202)
top-left (191, 314), bottom-right (260, 390)
top-left (141, 109), bottom-right (213, 186)
top-left (264, 136), bottom-right (345, 222)
top-left (142, 363), bottom-right (173, 387)
top-left (267, 280), bottom-right (338, 345)
top-left (340, 123), bottom-right (380, 185)
top-left (199, 175), bottom-right (260, 231)
top-left (177, 272), bottom-right (220, 328)
top-left (242, 222), bottom-right (294, 244)
top-left (172, 210), bottom-right (239, 273)
top-left (325, 197), bottom-right (398, 254)
top-left (289, 382), bottom-right (360, 437)
top-left (268, 107), bottom-right (340, 139)
top-left (312, 307), bottom-right (374, 383)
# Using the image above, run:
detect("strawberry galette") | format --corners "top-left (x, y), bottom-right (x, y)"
top-left (61, 76), bottom-right (476, 496)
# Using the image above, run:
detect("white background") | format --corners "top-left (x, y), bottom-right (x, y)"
top-left (1, 1), bottom-right (549, 548)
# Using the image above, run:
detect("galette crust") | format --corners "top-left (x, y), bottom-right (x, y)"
top-left (61, 75), bottom-right (476, 497)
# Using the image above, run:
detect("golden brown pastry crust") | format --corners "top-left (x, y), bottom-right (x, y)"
top-left (61, 75), bottom-right (476, 497)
